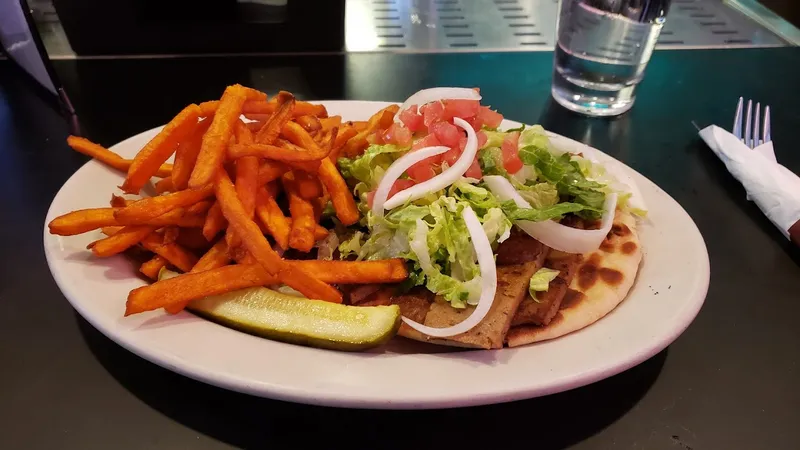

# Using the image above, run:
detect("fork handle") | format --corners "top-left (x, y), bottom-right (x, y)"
top-left (790, 221), bottom-right (800, 248)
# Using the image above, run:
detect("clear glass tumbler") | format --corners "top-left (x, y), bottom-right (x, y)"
top-left (551, 0), bottom-right (671, 117)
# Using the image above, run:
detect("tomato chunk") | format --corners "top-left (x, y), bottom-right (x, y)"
top-left (382, 123), bottom-right (412, 147)
top-left (398, 105), bottom-right (424, 132)
top-left (501, 131), bottom-right (523, 174)
top-left (443, 99), bottom-right (480, 121)
top-left (478, 106), bottom-right (503, 129)
top-left (430, 121), bottom-right (461, 147)
top-left (420, 102), bottom-right (445, 129)
top-left (477, 130), bottom-right (488, 149)
top-left (464, 157), bottom-right (482, 179)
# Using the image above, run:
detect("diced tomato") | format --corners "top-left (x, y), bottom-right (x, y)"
top-left (442, 146), bottom-right (461, 167)
top-left (465, 115), bottom-right (484, 132)
top-left (389, 179), bottom-right (415, 198)
top-left (443, 99), bottom-right (480, 121)
top-left (407, 163), bottom-right (437, 182)
top-left (420, 101), bottom-right (445, 128)
top-left (501, 131), bottom-right (523, 174)
top-left (430, 121), bottom-right (461, 147)
top-left (478, 106), bottom-right (504, 129)
top-left (398, 105), bottom-right (425, 132)
top-left (382, 123), bottom-right (413, 147)
top-left (477, 130), bottom-right (488, 149)
top-left (366, 179), bottom-right (417, 208)
top-left (464, 157), bottom-right (482, 179)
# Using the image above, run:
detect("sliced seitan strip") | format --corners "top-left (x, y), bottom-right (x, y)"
top-left (511, 250), bottom-right (583, 326)
top-left (397, 233), bottom-right (549, 349)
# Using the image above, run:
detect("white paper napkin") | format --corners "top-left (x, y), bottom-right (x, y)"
top-left (699, 125), bottom-right (800, 240)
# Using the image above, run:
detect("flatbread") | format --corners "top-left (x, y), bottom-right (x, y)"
top-left (506, 210), bottom-right (642, 347)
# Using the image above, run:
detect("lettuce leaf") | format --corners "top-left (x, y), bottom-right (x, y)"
top-left (337, 144), bottom-right (405, 190)
top-left (528, 267), bottom-right (560, 302)
top-left (500, 200), bottom-right (596, 222)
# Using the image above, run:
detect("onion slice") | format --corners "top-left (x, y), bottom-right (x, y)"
top-left (371, 145), bottom-right (449, 218)
top-left (394, 87), bottom-right (482, 123)
top-left (383, 117), bottom-right (477, 210)
top-left (483, 175), bottom-right (618, 254)
top-left (402, 206), bottom-right (497, 338)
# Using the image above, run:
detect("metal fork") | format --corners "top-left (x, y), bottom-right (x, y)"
top-left (733, 97), bottom-right (771, 148)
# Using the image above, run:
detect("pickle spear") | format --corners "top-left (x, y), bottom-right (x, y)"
top-left (160, 270), bottom-right (401, 351)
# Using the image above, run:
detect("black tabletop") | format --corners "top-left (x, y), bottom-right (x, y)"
top-left (2, 48), bottom-right (799, 450)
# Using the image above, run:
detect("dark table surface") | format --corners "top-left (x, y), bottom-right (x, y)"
top-left (1, 48), bottom-right (799, 450)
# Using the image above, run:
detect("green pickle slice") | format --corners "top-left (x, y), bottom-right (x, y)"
top-left (160, 270), bottom-right (401, 351)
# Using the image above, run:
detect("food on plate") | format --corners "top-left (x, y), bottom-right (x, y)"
top-left (49, 85), bottom-right (645, 352)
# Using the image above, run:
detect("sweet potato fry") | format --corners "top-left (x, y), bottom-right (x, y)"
top-left (126, 259), bottom-right (408, 315)
top-left (233, 122), bottom-right (259, 217)
top-left (89, 225), bottom-right (158, 257)
top-left (244, 119), bottom-right (266, 133)
top-left (189, 85), bottom-right (248, 188)
top-left (319, 158), bottom-right (360, 226)
top-left (164, 238), bottom-right (232, 314)
top-left (242, 86), bottom-right (268, 101)
top-left (276, 140), bottom-right (323, 172)
top-left (140, 233), bottom-right (198, 273)
top-left (172, 119), bottom-right (212, 191)
top-left (320, 116), bottom-right (342, 132)
top-left (296, 115), bottom-right (322, 135)
top-left (215, 171), bottom-right (341, 303)
top-left (257, 160), bottom-right (288, 184)
top-left (122, 104), bottom-right (201, 194)
top-left (239, 99), bottom-right (327, 118)
top-left (281, 121), bottom-right (326, 153)
top-left (293, 171), bottom-right (323, 200)
top-left (255, 186), bottom-right (291, 249)
top-left (243, 114), bottom-right (271, 122)
top-left (162, 226), bottom-right (180, 244)
top-left (330, 126), bottom-right (359, 161)
top-left (198, 101), bottom-right (218, 117)
top-left (109, 195), bottom-right (132, 207)
top-left (341, 105), bottom-right (399, 157)
top-left (228, 142), bottom-right (329, 162)
top-left (282, 174), bottom-right (317, 252)
top-left (202, 201), bottom-right (227, 241)
top-left (67, 136), bottom-right (173, 177)
top-left (154, 177), bottom-right (174, 194)
top-left (49, 208), bottom-right (118, 236)
top-left (113, 185), bottom-right (214, 224)
top-left (100, 226), bottom-right (123, 236)
top-left (172, 228), bottom-right (211, 250)
top-left (254, 97), bottom-right (295, 144)
top-left (186, 200), bottom-right (213, 216)
top-left (140, 255), bottom-right (168, 280)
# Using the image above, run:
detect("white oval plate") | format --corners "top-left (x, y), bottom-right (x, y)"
top-left (44, 101), bottom-right (709, 409)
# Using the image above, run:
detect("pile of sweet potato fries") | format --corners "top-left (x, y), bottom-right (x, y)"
top-left (48, 85), bottom-right (407, 316)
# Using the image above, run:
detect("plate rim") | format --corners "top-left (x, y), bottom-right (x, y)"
top-left (44, 100), bottom-right (710, 409)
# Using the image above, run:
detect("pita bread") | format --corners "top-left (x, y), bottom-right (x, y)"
top-left (506, 210), bottom-right (642, 346)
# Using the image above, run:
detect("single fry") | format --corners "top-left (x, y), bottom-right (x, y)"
top-left (109, 194), bottom-right (132, 207)
top-left (320, 116), bottom-right (342, 132)
top-left (293, 171), bottom-right (324, 200)
top-left (255, 186), bottom-right (291, 250)
top-left (154, 177), bottom-right (174, 194)
top-left (89, 225), bottom-right (157, 257)
top-left (173, 228), bottom-right (211, 250)
top-left (281, 121), bottom-right (326, 154)
top-left (283, 174), bottom-right (317, 252)
top-left (341, 105), bottom-right (399, 157)
top-left (242, 86), bottom-right (268, 101)
top-left (215, 171), bottom-right (341, 303)
top-left (233, 122), bottom-right (259, 217)
top-left (296, 115), bottom-right (322, 135)
top-left (257, 160), bottom-right (288, 185)
top-left (140, 233), bottom-right (198, 273)
top-left (319, 158), bottom-right (360, 226)
top-left (189, 85), bottom-right (248, 188)
top-left (122, 104), bottom-right (201, 194)
top-left (162, 226), bottom-right (180, 244)
top-left (67, 136), bottom-right (173, 177)
top-left (49, 208), bottom-right (118, 236)
top-left (114, 185), bottom-right (214, 224)
top-left (172, 118), bottom-right (212, 191)
top-left (140, 255), bottom-right (169, 280)
top-left (228, 142), bottom-right (329, 162)
top-left (186, 200), bottom-right (213, 216)
top-left (202, 201), bottom-right (227, 241)
top-left (244, 119), bottom-right (266, 133)
top-left (330, 126), bottom-right (358, 161)
top-left (126, 259), bottom-right (408, 315)
top-left (100, 226), bottom-right (123, 236)
top-left (165, 238), bottom-right (231, 314)
top-left (254, 97), bottom-right (295, 144)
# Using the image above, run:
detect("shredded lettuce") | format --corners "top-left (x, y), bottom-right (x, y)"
top-left (337, 144), bottom-right (406, 190)
top-left (501, 200), bottom-right (596, 222)
top-left (478, 147), bottom-right (507, 176)
top-left (528, 267), bottom-right (560, 302)
top-left (512, 180), bottom-right (559, 209)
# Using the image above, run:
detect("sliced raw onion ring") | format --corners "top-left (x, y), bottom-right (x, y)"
top-left (371, 145), bottom-right (449, 218)
top-left (483, 175), bottom-right (618, 254)
top-left (383, 117), bottom-right (477, 210)
top-left (394, 87), bottom-right (481, 123)
top-left (402, 206), bottom-right (497, 338)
